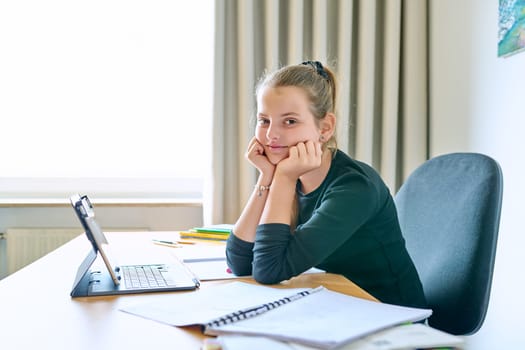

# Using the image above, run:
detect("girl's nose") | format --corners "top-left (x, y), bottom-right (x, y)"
top-left (266, 123), bottom-right (279, 140)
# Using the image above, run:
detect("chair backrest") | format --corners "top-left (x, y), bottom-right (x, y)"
top-left (394, 152), bottom-right (503, 335)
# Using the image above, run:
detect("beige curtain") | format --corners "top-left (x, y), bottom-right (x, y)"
top-left (205, 0), bottom-right (428, 225)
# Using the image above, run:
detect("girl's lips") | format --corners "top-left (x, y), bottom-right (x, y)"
top-left (266, 144), bottom-right (288, 154)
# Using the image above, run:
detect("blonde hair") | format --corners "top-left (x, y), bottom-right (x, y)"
top-left (255, 61), bottom-right (338, 152)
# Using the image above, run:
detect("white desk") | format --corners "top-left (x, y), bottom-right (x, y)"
top-left (0, 231), bottom-right (376, 350)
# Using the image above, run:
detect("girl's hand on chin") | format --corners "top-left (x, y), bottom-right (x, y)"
top-left (245, 136), bottom-right (275, 176)
top-left (276, 140), bottom-right (322, 180)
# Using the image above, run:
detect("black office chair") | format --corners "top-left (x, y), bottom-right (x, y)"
top-left (394, 152), bottom-right (503, 335)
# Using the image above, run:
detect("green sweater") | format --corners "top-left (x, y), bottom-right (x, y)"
top-left (226, 150), bottom-right (427, 308)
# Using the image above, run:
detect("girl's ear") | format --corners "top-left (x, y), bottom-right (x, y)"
top-left (319, 113), bottom-right (336, 142)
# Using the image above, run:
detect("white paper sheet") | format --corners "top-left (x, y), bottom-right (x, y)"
top-left (121, 282), bottom-right (432, 349)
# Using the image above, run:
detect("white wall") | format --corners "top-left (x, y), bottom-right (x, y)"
top-left (430, 0), bottom-right (524, 348)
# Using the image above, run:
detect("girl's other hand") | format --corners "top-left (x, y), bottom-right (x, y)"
top-left (275, 140), bottom-right (322, 180)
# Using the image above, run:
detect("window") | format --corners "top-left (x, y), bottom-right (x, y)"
top-left (0, 1), bottom-right (214, 201)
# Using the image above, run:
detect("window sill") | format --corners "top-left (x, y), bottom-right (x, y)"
top-left (0, 197), bottom-right (203, 208)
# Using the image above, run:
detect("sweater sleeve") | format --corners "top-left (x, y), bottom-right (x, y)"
top-left (225, 232), bottom-right (255, 276)
top-left (252, 172), bottom-right (383, 284)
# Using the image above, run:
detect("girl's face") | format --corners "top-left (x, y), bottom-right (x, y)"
top-left (256, 86), bottom-right (321, 165)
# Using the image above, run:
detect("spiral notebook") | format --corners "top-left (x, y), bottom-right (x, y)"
top-left (120, 282), bottom-right (432, 349)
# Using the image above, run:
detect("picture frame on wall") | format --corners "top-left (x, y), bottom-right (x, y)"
top-left (498, 0), bottom-right (525, 57)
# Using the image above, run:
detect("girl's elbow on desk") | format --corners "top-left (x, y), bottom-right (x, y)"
top-left (225, 255), bottom-right (253, 277)
top-left (226, 258), bottom-right (285, 284)
top-left (252, 267), bottom-right (284, 285)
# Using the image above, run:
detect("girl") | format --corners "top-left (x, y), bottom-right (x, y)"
top-left (226, 61), bottom-right (427, 308)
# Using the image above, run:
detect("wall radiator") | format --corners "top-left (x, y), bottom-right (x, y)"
top-left (3, 228), bottom-right (82, 275)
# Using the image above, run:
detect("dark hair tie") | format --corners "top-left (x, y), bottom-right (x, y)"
top-left (301, 61), bottom-right (329, 81)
